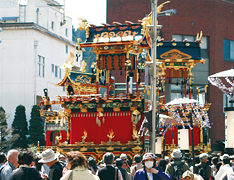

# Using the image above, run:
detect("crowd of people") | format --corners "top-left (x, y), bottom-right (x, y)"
top-left (0, 148), bottom-right (234, 180)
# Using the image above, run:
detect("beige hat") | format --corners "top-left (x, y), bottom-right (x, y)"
top-left (38, 149), bottom-right (60, 163)
top-left (171, 149), bottom-right (182, 159)
top-left (182, 170), bottom-right (194, 178)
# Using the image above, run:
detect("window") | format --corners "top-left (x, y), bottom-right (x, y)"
top-left (55, 65), bottom-right (58, 77)
top-left (224, 39), bottom-right (234, 61)
top-left (65, 28), bottom-right (68, 37)
top-left (66, 45), bottom-right (68, 54)
top-left (63, 86), bottom-right (66, 91)
top-left (51, 21), bottom-right (54, 30)
top-left (51, 64), bottom-right (54, 73)
top-left (54, 65), bottom-right (61, 78)
top-left (38, 55), bottom-right (45, 77)
top-left (172, 34), bottom-right (208, 49)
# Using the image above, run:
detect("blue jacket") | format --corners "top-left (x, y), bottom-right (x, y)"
top-left (133, 166), bottom-right (171, 180)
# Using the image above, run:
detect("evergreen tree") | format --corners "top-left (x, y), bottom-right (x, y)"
top-left (12, 105), bottom-right (28, 148)
top-left (28, 105), bottom-right (45, 146)
top-left (0, 107), bottom-right (19, 151)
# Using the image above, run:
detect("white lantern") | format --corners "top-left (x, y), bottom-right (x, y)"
top-left (224, 108), bottom-right (234, 148)
top-left (155, 136), bottom-right (162, 154)
top-left (178, 128), bottom-right (189, 150)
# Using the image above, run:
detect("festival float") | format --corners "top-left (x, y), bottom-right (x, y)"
top-left (38, 2), bottom-right (211, 160)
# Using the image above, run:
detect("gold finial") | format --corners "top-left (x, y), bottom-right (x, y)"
top-left (81, 129), bottom-right (87, 143)
top-left (77, 38), bottom-right (82, 43)
top-left (107, 129), bottom-right (115, 144)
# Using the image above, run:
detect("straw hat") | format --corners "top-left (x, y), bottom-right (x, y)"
top-left (38, 149), bottom-right (60, 163)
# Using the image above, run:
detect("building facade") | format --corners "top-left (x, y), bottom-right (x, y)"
top-left (0, 0), bottom-right (76, 128)
top-left (107, 0), bottom-right (234, 151)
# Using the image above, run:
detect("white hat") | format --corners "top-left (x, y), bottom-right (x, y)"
top-left (143, 153), bottom-right (156, 161)
top-left (171, 149), bottom-right (182, 159)
top-left (220, 154), bottom-right (230, 160)
top-left (38, 149), bottom-right (60, 163)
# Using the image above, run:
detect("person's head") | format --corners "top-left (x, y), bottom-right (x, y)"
top-left (216, 161), bottom-right (222, 172)
top-left (199, 153), bottom-right (208, 163)
top-left (182, 170), bottom-right (194, 180)
top-left (0, 153), bottom-right (6, 165)
top-left (103, 152), bottom-right (115, 165)
top-left (18, 149), bottom-right (34, 167)
top-left (7, 149), bottom-right (19, 167)
top-left (122, 161), bottom-right (128, 170)
top-left (159, 159), bottom-right (168, 171)
top-left (211, 156), bottom-right (219, 165)
top-left (38, 149), bottom-right (59, 167)
top-left (155, 154), bottom-right (162, 162)
top-left (120, 153), bottom-right (128, 162)
top-left (134, 154), bottom-right (141, 164)
top-left (221, 154), bottom-right (230, 165)
top-left (171, 149), bottom-right (182, 160)
top-left (66, 151), bottom-right (88, 170)
top-left (165, 156), bottom-right (171, 163)
top-left (142, 153), bottom-right (156, 169)
top-left (116, 158), bottom-right (123, 167)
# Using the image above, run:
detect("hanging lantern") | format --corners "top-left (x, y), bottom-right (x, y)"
top-left (178, 127), bottom-right (189, 150)
top-left (224, 107), bottom-right (234, 148)
top-left (155, 136), bottom-right (162, 154)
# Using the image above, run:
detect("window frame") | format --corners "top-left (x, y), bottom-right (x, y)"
top-left (38, 55), bottom-right (45, 77)
top-left (223, 39), bottom-right (234, 61)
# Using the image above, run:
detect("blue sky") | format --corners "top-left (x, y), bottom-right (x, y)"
top-left (56, 0), bottom-right (107, 28)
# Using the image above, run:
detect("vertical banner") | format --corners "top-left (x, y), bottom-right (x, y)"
top-left (178, 129), bottom-right (189, 150)
top-left (128, 77), bottom-right (133, 93)
top-left (224, 109), bottom-right (234, 148)
top-left (155, 136), bottom-right (162, 154)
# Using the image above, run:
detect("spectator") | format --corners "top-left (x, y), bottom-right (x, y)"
top-left (210, 157), bottom-right (218, 177)
top-left (159, 159), bottom-right (168, 172)
top-left (58, 154), bottom-right (66, 168)
top-left (9, 149), bottom-right (45, 180)
top-left (215, 154), bottom-right (234, 179)
top-left (165, 149), bottom-right (190, 179)
top-left (0, 149), bottom-right (19, 180)
top-left (116, 158), bottom-right (130, 180)
top-left (97, 152), bottom-right (123, 180)
top-left (133, 152), bottom-right (171, 180)
top-left (130, 154), bottom-right (143, 177)
top-left (194, 153), bottom-right (212, 180)
top-left (182, 170), bottom-right (204, 180)
top-left (60, 151), bottom-right (99, 180)
top-left (38, 149), bottom-right (63, 180)
top-left (88, 157), bottom-right (98, 175)
top-left (122, 162), bottom-right (132, 180)
top-left (0, 153), bottom-right (6, 167)
top-left (120, 154), bottom-right (130, 172)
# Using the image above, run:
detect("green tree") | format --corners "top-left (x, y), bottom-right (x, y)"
top-left (28, 105), bottom-right (45, 146)
top-left (0, 107), bottom-right (19, 151)
top-left (12, 105), bottom-right (28, 148)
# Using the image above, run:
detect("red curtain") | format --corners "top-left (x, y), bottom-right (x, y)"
top-left (70, 111), bottom-right (143, 144)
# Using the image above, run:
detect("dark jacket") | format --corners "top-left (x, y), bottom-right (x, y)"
top-left (9, 167), bottom-right (43, 180)
top-left (133, 166), bottom-right (171, 180)
top-left (97, 166), bottom-right (118, 180)
top-left (194, 162), bottom-right (211, 180)
top-left (117, 167), bottom-right (129, 180)
top-left (49, 161), bottom-right (63, 180)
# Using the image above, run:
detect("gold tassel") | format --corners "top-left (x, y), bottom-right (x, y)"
top-left (102, 117), bottom-right (105, 124)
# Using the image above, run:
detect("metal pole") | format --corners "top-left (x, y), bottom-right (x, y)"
top-left (189, 112), bottom-right (195, 172)
top-left (151, 0), bottom-right (158, 154)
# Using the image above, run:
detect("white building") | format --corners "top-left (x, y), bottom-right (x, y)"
top-left (0, 0), bottom-right (77, 127)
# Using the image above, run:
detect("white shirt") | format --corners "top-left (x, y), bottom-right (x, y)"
top-left (147, 172), bottom-right (153, 180)
top-left (215, 164), bottom-right (234, 180)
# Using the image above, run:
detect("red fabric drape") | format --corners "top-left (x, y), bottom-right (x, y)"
top-left (70, 111), bottom-right (143, 144)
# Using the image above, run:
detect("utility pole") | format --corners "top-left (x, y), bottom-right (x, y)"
top-left (151, 0), bottom-right (158, 154)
